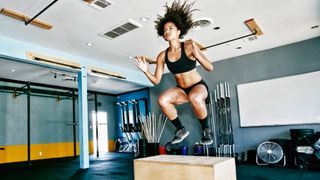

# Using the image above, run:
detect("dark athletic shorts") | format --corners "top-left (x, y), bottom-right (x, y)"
top-left (177, 79), bottom-right (209, 103)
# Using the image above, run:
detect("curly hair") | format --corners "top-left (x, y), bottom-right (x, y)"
top-left (155, 0), bottom-right (198, 39)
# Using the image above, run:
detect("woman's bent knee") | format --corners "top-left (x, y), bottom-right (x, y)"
top-left (158, 95), bottom-right (169, 107)
top-left (189, 94), bottom-right (205, 106)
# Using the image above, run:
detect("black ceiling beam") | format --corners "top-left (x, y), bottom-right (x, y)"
top-left (0, 77), bottom-right (116, 96)
top-left (0, 85), bottom-right (73, 98)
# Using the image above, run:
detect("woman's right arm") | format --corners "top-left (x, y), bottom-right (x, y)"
top-left (135, 51), bottom-right (165, 85)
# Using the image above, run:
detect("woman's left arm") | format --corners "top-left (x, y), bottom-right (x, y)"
top-left (186, 39), bottom-right (214, 72)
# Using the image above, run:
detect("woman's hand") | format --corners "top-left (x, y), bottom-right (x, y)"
top-left (185, 39), bottom-right (214, 72)
top-left (135, 56), bottom-right (149, 73)
top-left (185, 39), bottom-right (201, 59)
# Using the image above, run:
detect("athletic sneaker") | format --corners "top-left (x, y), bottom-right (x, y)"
top-left (171, 127), bottom-right (189, 144)
top-left (200, 128), bottom-right (213, 145)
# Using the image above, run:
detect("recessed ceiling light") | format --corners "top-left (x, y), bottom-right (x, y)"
top-left (193, 17), bottom-right (213, 30)
top-left (140, 17), bottom-right (150, 22)
top-left (193, 25), bottom-right (201, 30)
top-left (311, 25), bottom-right (319, 29)
top-left (213, 26), bottom-right (220, 30)
top-left (236, 47), bottom-right (242, 49)
top-left (10, 69), bottom-right (16, 72)
top-left (87, 42), bottom-right (94, 47)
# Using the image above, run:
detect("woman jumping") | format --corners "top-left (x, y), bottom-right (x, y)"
top-left (135, 0), bottom-right (214, 145)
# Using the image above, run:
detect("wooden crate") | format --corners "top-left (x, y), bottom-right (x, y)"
top-left (134, 155), bottom-right (236, 180)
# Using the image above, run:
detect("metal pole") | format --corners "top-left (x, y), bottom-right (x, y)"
top-left (125, 101), bottom-right (130, 132)
top-left (120, 102), bottom-right (127, 132)
top-left (209, 92), bottom-right (218, 155)
top-left (78, 66), bottom-right (89, 169)
top-left (136, 100), bottom-right (141, 131)
top-left (27, 82), bottom-right (31, 165)
top-left (72, 89), bottom-right (77, 159)
top-left (94, 93), bottom-right (99, 157)
top-left (119, 102), bottom-right (126, 132)
top-left (214, 90), bottom-right (220, 152)
top-left (226, 83), bottom-right (235, 157)
top-left (131, 100), bottom-right (137, 131)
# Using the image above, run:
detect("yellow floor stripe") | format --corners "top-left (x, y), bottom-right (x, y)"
top-left (0, 141), bottom-right (98, 164)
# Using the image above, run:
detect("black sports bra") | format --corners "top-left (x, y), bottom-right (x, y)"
top-left (164, 42), bottom-right (196, 74)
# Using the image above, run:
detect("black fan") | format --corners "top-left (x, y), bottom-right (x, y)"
top-left (314, 138), bottom-right (320, 160)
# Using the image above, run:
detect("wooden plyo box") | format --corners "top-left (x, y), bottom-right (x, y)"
top-left (134, 155), bottom-right (236, 180)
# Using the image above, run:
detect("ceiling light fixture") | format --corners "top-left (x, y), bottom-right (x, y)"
top-left (236, 47), bottom-right (242, 49)
top-left (10, 69), bottom-right (16, 72)
top-left (311, 25), bottom-right (319, 29)
top-left (213, 26), bottom-right (220, 30)
top-left (27, 51), bottom-right (81, 70)
top-left (87, 42), bottom-right (94, 46)
top-left (89, 66), bottom-right (126, 79)
top-left (140, 16), bottom-right (150, 22)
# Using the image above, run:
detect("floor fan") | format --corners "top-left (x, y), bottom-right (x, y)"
top-left (314, 138), bottom-right (320, 160)
top-left (256, 141), bottom-right (286, 167)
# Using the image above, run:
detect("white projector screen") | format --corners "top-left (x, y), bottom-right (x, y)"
top-left (237, 71), bottom-right (320, 127)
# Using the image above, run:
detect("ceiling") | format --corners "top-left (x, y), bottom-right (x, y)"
top-left (0, 57), bottom-right (146, 94)
top-left (0, 0), bottom-right (319, 94)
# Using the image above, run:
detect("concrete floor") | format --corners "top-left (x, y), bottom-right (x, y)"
top-left (0, 153), bottom-right (319, 180)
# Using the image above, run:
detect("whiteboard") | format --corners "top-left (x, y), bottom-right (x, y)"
top-left (237, 71), bottom-right (320, 127)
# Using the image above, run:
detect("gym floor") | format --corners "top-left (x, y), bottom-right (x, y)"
top-left (1, 153), bottom-right (319, 180)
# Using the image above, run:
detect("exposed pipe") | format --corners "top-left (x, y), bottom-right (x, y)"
top-left (25, 0), bottom-right (58, 26)
top-left (200, 31), bottom-right (257, 50)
